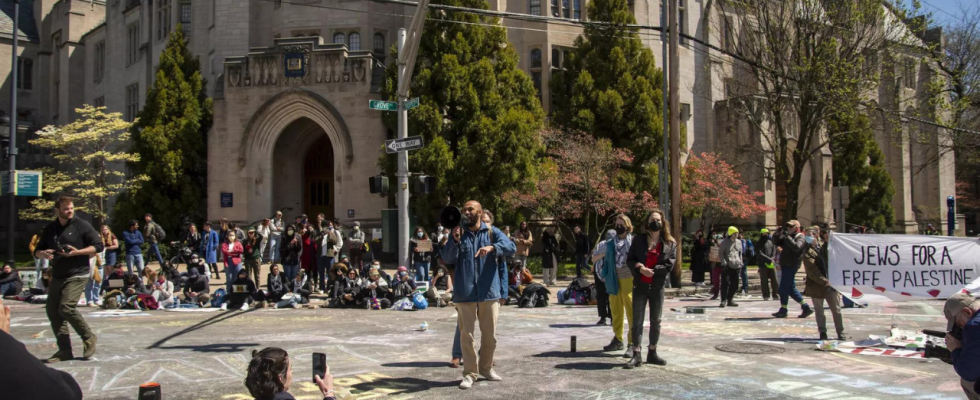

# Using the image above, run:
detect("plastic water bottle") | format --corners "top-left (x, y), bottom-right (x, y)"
top-left (420, 321), bottom-right (428, 331)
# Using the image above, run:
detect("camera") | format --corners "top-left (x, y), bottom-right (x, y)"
top-left (54, 238), bottom-right (72, 255)
top-left (921, 328), bottom-right (962, 364)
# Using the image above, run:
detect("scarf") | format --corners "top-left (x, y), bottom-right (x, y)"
top-left (602, 233), bottom-right (631, 295)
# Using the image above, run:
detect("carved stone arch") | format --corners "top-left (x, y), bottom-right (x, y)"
top-left (238, 88), bottom-right (354, 170)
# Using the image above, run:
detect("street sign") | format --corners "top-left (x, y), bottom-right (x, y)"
top-left (385, 136), bottom-right (424, 154)
top-left (405, 97), bottom-right (420, 110)
top-left (369, 100), bottom-right (398, 111)
top-left (1, 170), bottom-right (42, 196)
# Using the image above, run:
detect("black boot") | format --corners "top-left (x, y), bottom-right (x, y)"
top-left (646, 348), bottom-right (667, 366)
top-left (727, 300), bottom-right (739, 307)
top-left (596, 318), bottom-right (608, 326)
top-left (603, 338), bottom-right (624, 351)
top-left (799, 305), bottom-right (814, 318)
top-left (719, 301), bottom-right (726, 308)
top-left (819, 332), bottom-right (829, 340)
top-left (772, 309), bottom-right (788, 318)
top-left (624, 349), bottom-right (643, 369)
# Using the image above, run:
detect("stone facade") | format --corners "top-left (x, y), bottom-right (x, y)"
top-left (0, 0), bottom-right (961, 236)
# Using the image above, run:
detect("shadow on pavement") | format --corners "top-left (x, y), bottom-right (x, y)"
top-left (724, 317), bottom-right (774, 322)
top-left (548, 323), bottom-right (604, 328)
top-left (554, 362), bottom-right (622, 371)
top-left (381, 361), bottom-right (449, 368)
top-left (349, 376), bottom-right (457, 395)
top-left (154, 343), bottom-right (260, 353)
top-left (147, 309), bottom-right (259, 350)
top-left (532, 350), bottom-right (609, 359)
top-left (742, 337), bottom-right (819, 343)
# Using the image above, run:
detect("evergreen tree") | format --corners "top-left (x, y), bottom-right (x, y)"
top-left (114, 25), bottom-right (212, 236)
top-left (829, 113), bottom-right (894, 233)
top-left (381, 0), bottom-right (545, 224)
top-left (550, 0), bottom-right (664, 191)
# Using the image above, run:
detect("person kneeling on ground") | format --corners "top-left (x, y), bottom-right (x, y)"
top-left (180, 265), bottom-right (211, 307)
top-left (507, 260), bottom-right (533, 304)
top-left (244, 347), bottom-right (336, 400)
top-left (943, 293), bottom-right (980, 400)
top-left (0, 264), bottom-right (24, 298)
top-left (329, 269), bottom-right (361, 308)
top-left (149, 272), bottom-right (176, 308)
top-left (390, 266), bottom-right (417, 302)
top-left (426, 266), bottom-right (454, 307)
top-left (223, 269), bottom-right (260, 311)
top-left (266, 264), bottom-right (287, 303)
top-left (278, 270), bottom-right (313, 309)
top-left (359, 267), bottom-right (391, 309)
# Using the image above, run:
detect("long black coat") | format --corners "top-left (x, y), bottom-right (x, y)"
top-left (542, 232), bottom-right (559, 269)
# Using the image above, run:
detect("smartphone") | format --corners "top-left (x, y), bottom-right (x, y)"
top-left (312, 352), bottom-right (326, 382)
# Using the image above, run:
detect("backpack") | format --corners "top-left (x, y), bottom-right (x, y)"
top-left (136, 293), bottom-right (160, 310)
top-left (411, 291), bottom-right (428, 310)
top-left (210, 288), bottom-right (227, 308)
top-left (154, 223), bottom-right (166, 241)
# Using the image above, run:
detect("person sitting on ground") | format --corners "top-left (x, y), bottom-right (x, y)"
top-left (390, 266), bottom-right (417, 302)
top-left (100, 262), bottom-right (127, 295)
top-left (0, 264), bottom-right (23, 297)
top-left (33, 266), bottom-right (52, 295)
top-left (143, 268), bottom-right (158, 293)
top-left (327, 262), bottom-right (350, 298)
top-left (122, 272), bottom-right (145, 296)
top-left (509, 260), bottom-right (533, 292)
top-left (278, 270), bottom-right (313, 309)
top-left (266, 264), bottom-right (287, 303)
top-left (329, 269), bottom-right (361, 308)
top-left (223, 269), bottom-right (258, 311)
top-left (184, 254), bottom-right (208, 278)
top-left (426, 266), bottom-right (454, 307)
top-left (359, 267), bottom-right (391, 309)
top-left (150, 271), bottom-right (176, 308)
top-left (244, 347), bottom-right (336, 400)
top-left (181, 265), bottom-right (211, 307)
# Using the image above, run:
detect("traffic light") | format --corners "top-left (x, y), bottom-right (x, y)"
top-left (411, 175), bottom-right (437, 194)
top-left (369, 175), bottom-right (389, 195)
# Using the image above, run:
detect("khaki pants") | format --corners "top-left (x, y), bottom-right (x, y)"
top-left (812, 287), bottom-right (845, 337)
top-left (456, 300), bottom-right (500, 379)
top-left (609, 276), bottom-right (634, 345)
top-left (46, 275), bottom-right (93, 354)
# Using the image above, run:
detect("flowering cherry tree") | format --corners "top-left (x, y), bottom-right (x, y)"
top-left (504, 129), bottom-right (657, 238)
top-left (682, 152), bottom-right (772, 232)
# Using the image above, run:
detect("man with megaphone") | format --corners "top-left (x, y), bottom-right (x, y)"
top-left (441, 200), bottom-right (516, 390)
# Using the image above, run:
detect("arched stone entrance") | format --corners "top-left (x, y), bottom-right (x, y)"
top-left (271, 118), bottom-right (335, 221)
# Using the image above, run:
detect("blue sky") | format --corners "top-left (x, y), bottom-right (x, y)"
top-left (916, 0), bottom-right (977, 26)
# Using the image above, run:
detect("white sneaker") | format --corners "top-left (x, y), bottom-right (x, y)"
top-left (95, 300), bottom-right (104, 307)
top-left (459, 375), bottom-right (476, 389)
top-left (318, 290), bottom-right (324, 294)
top-left (482, 370), bottom-right (502, 381)
top-left (77, 299), bottom-right (87, 306)
top-left (240, 303), bottom-right (249, 311)
top-left (220, 303), bottom-right (228, 311)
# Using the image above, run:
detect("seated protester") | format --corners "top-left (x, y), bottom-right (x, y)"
top-left (328, 268), bottom-right (361, 308)
top-left (0, 264), bottom-right (23, 297)
top-left (184, 254), bottom-right (208, 278)
top-left (222, 269), bottom-right (258, 311)
top-left (507, 260), bottom-right (534, 304)
top-left (278, 270), bottom-right (313, 309)
top-left (425, 266), bottom-right (454, 307)
top-left (181, 265), bottom-right (211, 307)
top-left (244, 347), bottom-right (336, 400)
top-left (390, 266), bottom-right (417, 302)
top-left (101, 262), bottom-right (128, 295)
top-left (142, 268), bottom-right (157, 293)
top-left (122, 273), bottom-right (145, 296)
top-left (266, 264), bottom-right (287, 302)
top-left (149, 272), bottom-right (176, 308)
top-left (359, 267), bottom-right (391, 309)
top-left (33, 266), bottom-right (52, 295)
top-left (327, 262), bottom-right (350, 299)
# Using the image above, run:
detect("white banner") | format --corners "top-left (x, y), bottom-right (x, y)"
top-left (828, 233), bottom-right (980, 300)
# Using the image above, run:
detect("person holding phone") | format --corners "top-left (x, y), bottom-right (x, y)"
top-left (244, 347), bottom-right (336, 400)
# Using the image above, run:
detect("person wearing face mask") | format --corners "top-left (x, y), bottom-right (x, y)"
top-left (802, 227), bottom-right (846, 340)
top-left (410, 228), bottom-right (433, 282)
top-left (691, 230), bottom-right (709, 287)
top-left (771, 220), bottom-right (813, 318)
top-left (300, 224), bottom-right (317, 291)
top-left (202, 222), bottom-right (221, 278)
top-left (318, 222), bottom-right (342, 294)
top-left (591, 230), bottom-right (616, 326)
top-left (541, 228), bottom-right (559, 287)
top-left (279, 226), bottom-right (303, 281)
top-left (756, 229), bottom-right (779, 301)
top-left (391, 266), bottom-right (417, 302)
top-left (222, 231), bottom-right (245, 294)
top-left (359, 266), bottom-right (391, 309)
top-left (718, 227), bottom-right (744, 308)
top-left (591, 215), bottom-right (636, 359)
top-left (513, 221), bottom-right (533, 267)
top-left (348, 222), bottom-right (366, 271)
top-left (624, 210), bottom-right (676, 368)
top-left (708, 229), bottom-right (723, 300)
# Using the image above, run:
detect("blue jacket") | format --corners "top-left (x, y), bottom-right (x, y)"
top-left (202, 230), bottom-right (220, 264)
top-left (441, 223), bottom-right (516, 303)
top-left (122, 230), bottom-right (144, 255)
top-left (952, 309), bottom-right (980, 383)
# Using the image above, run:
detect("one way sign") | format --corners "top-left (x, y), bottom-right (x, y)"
top-left (385, 136), bottom-right (424, 154)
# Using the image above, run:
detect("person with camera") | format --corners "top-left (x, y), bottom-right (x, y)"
top-left (771, 220), bottom-right (814, 319)
top-left (944, 293), bottom-right (980, 400)
top-left (33, 196), bottom-right (103, 362)
top-left (244, 347), bottom-right (336, 400)
top-left (441, 200), bottom-right (516, 390)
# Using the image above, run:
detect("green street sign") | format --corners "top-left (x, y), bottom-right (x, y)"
top-left (369, 100), bottom-right (398, 111)
top-left (405, 97), bottom-right (420, 110)
top-left (1, 170), bottom-right (42, 196)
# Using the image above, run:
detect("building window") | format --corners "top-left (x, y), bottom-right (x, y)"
top-left (530, 48), bottom-right (542, 69)
top-left (904, 58), bottom-right (917, 89)
top-left (53, 81), bottom-right (60, 117)
top-left (551, 0), bottom-right (559, 17)
top-left (16, 58), bottom-right (32, 90)
top-left (94, 96), bottom-right (105, 107)
top-left (333, 32), bottom-right (345, 45)
top-left (373, 33), bottom-right (385, 54)
top-left (348, 32), bottom-right (361, 51)
top-left (157, 0), bottom-right (172, 41)
top-left (530, 0), bottom-right (540, 15)
top-left (573, 0), bottom-right (581, 19)
top-left (94, 41), bottom-right (105, 82)
top-left (180, 2), bottom-right (191, 35)
top-left (532, 71), bottom-right (542, 99)
top-left (126, 84), bottom-right (140, 122)
top-left (128, 23), bottom-right (140, 65)
top-left (562, 0), bottom-right (570, 17)
top-left (678, 0), bottom-right (687, 44)
top-left (551, 48), bottom-right (569, 70)
top-left (723, 16), bottom-right (733, 51)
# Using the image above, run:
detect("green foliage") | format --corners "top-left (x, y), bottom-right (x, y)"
top-left (550, 0), bottom-right (664, 192)
top-left (380, 0), bottom-right (546, 226)
top-left (829, 113), bottom-right (894, 233)
top-left (114, 26), bottom-right (212, 237)
top-left (21, 106), bottom-right (148, 224)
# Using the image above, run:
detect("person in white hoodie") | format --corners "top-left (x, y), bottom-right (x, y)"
top-left (317, 221), bottom-right (343, 293)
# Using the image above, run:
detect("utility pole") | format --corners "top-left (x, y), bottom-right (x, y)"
top-left (396, 0), bottom-right (430, 268)
top-left (6, 0), bottom-right (19, 266)
top-left (659, 0), bottom-right (669, 217)
top-left (668, 0), bottom-right (682, 287)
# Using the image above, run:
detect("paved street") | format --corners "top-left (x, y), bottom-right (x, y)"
top-left (5, 279), bottom-right (966, 400)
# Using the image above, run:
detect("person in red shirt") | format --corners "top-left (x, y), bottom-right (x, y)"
top-left (624, 210), bottom-right (676, 369)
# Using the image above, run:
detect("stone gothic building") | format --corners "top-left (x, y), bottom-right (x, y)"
top-left (0, 0), bottom-right (961, 237)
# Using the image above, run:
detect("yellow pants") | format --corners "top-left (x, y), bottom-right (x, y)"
top-left (609, 276), bottom-right (634, 345)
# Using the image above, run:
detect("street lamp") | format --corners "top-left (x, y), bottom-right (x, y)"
top-left (6, 0), bottom-right (19, 266)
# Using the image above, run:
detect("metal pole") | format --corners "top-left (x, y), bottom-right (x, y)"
top-left (397, 29), bottom-right (410, 268)
top-left (7, 0), bottom-right (19, 266)
top-left (668, 0), bottom-right (682, 288)
top-left (659, 0), bottom-right (669, 215)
